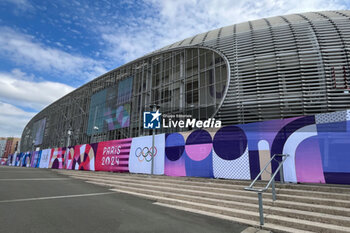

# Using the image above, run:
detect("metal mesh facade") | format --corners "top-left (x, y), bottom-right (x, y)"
top-left (21, 11), bottom-right (350, 152)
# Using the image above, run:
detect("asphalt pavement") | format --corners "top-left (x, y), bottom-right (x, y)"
top-left (0, 166), bottom-right (249, 233)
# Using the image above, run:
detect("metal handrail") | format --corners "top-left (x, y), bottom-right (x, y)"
top-left (244, 153), bottom-right (289, 226)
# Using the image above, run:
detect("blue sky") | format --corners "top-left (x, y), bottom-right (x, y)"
top-left (0, 0), bottom-right (349, 137)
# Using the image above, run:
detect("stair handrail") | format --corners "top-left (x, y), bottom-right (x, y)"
top-left (244, 153), bottom-right (289, 226)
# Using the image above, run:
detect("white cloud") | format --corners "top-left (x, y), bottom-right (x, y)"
top-left (0, 27), bottom-right (108, 82)
top-left (98, 0), bottom-right (348, 63)
top-left (0, 70), bottom-right (75, 111)
top-left (0, 101), bottom-right (35, 137)
top-left (0, 70), bottom-right (76, 137)
top-left (2, 0), bottom-right (34, 12)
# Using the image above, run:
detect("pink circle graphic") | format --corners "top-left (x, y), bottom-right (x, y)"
top-left (185, 144), bottom-right (212, 161)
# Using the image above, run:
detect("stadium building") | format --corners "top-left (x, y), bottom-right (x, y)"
top-left (20, 10), bottom-right (350, 152)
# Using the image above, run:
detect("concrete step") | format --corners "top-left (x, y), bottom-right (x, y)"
top-left (55, 170), bottom-right (350, 232)
top-left (107, 187), bottom-right (350, 233)
top-left (66, 173), bottom-right (274, 198)
top-left (66, 174), bottom-right (350, 208)
top-left (85, 180), bottom-right (350, 227)
top-left (58, 171), bottom-right (350, 201)
top-left (83, 176), bottom-right (350, 216)
top-left (57, 170), bottom-right (350, 194)
top-left (154, 202), bottom-right (313, 233)
top-left (78, 176), bottom-right (350, 220)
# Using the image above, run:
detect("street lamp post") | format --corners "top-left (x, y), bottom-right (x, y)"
top-left (90, 105), bottom-right (99, 144)
top-left (65, 129), bottom-right (73, 168)
top-left (32, 139), bottom-right (35, 152)
top-left (91, 126), bottom-right (99, 144)
top-left (149, 104), bottom-right (160, 175)
top-left (31, 139), bottom-right (35, 168)
top-left (67, 129), bottom-right (72, 148)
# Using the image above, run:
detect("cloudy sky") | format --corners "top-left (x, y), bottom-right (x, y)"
top-left (0, 0), bottom-right (349, 137)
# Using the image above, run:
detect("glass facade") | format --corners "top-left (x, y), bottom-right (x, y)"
top-left (129, 48), bottom-right (227, 136)
top-left (84, 48), bottom-right (228, 141)
top-left (20, 47), bottom-right (228, 150)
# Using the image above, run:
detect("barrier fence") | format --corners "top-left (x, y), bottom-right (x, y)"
top-left (4, 109), bottom-right (350, 185)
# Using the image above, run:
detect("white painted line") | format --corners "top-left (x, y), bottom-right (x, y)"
top-left (0, 192), bottom-right (116, 203)
top-left (0, 178), bottom-right (71, 181)
top-left (0, 171), bottom-right (47, 173)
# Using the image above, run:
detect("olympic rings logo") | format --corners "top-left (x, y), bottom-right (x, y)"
top-left (135, 146), bottom-right (157, 162)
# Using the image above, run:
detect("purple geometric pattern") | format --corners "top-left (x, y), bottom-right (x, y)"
top-left (347, 110), bottom-right (350, 120)
top-left (184, 150), bottom-right (213, 178)
top-left (165, 133), bottom-right (185, 161)
top-left (213, 126), bottom-right (247, 160)
top-left (315, 111), bottom-right (347, 124)
top-left (164, 130), bottom-right (214, 178)
top-left (185, 130), bottom-right (213, 162)
top-left (213, 146), bottom-right (250, 179)
top-left (295, 136), bottom-right (325, 183)
top-left (165, 133), bottom-right (186, 176)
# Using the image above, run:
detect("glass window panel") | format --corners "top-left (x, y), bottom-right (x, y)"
top-left (221, 64), bottom-right (227, 83)
top-left (193, 49), bottom-right (198, 59)
top-left (173, 88), bottom-right (180, 107)
top-left (200, 107), bottom-right (207, 120)
top-left (215, 53), bottom-right (223, 64)
top-left (174, 67), bottom-right (180, 80)
top-left (193, 78), bottom-right (199, 90)
top-left (207, 70), bottom-right (214, 86)
top-left (192, 108), bottom-right (199, 119)
top-left (193, 89), bottom-right (199, 105)
top-left (186, 59), bottom-right (192, 77)
top-left (186, 91), bottom-right (193, 104)
top-left (192, 59), bottom-right (198, 75)
top-left (175, 54), bottom-right (181, 65)
top-left (186, 81), bottom-right (193, 91)
top-left (215, 67), bottom-right (221, 83)
top-left (215, 82), bottom-right (225, 102)
top-left (200, 54), bottom-right (206, 70)
top-left (207, 85), bottom-right (215, 105)
top-left (207, 105), bottom-right (215, 117)
top-left (200, 72), bottom-right (206, 87)
top-left (155, 73), bottom-right (160, 86)
top-left (165, 59), bottom-right (170, 70)
top-left (199, 87), bottom-right (207, 106)
top-left (186, 49), bottom-right (193, 60)
top-left (206, 52), bottom-right (213, 68)
top-left (164, 71), bottom-right (170, 84)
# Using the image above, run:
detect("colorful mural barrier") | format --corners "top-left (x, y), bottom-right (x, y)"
top-left (212, 125), bottom-right (251, 180)
top-left (30, 151), bottom-right (41, 168)
top-left (39, 149), bottom-right (51, 168)
top-left (49, 148), bottom-right (66, 169)
top-left (65, 144), bottom-right (97, 171)
top-left (162, 110), bottom-right (350, 184)
top-left (95, 139), bottom-right (131, 172)
top-left (164, 130), bottom-right (214, 177)
top-left (4, 109), bottom-right (350, 185)
top-left (0, 158), bottom-right (7, 165)
top-left (22, 152), bottom-right (32, 167)
top-left (6, 154), bottom-right (13, 166)
top-left (15, 153), bottom-right (22, 166)
top-left (129, 134), bottom-right (165, 175)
